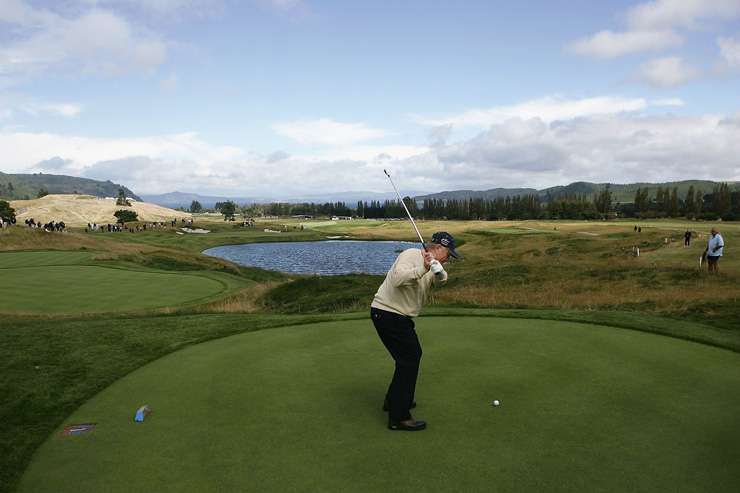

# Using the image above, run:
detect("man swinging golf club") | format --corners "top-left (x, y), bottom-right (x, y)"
top-left (371, 231), bottom-right (458, 431)
top-left (372, 169), bottom-right (460, 431)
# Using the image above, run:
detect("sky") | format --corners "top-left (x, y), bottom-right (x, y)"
top-left (1, 0), bottom-right (739, 197)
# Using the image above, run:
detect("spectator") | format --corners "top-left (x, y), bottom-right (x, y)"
top-left (704, 228), bottom-right (725, 273)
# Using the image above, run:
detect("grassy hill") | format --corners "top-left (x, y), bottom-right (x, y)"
top-left (0, 171), bottom-right (140, 201)
top-left (416, 180), bottom-right (740, 203)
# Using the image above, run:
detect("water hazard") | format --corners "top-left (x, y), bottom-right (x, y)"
top-left (203, 240), bottom-right (418, 275)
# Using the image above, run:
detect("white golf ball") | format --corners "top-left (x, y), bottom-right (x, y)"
top-left (492, 400), bottom-right (500, 407)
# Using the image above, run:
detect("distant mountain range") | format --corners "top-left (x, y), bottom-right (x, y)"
top-left (0, 171), bottom-right (140, 201)
top-left (141, 190), bottom-right (427, 209)
top-left (2, 171), bottom-right (737, 208)
top-left (416, 180), bottom-right (740, 203)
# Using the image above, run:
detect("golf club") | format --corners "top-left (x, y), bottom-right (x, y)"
top-left (384, 169), bottom-right (427, 251)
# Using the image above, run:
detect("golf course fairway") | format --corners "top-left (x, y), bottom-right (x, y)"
top-left (0, 251), bottom-right (230, 313)
top-left (19, 317), bottom-right (740, 492)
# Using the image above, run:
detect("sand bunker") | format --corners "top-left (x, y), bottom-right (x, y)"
top-left (10, 194), bottom-right (191, 227)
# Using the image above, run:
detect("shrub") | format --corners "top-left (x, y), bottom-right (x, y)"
top-left (114, 209), bottom-right (138, 224)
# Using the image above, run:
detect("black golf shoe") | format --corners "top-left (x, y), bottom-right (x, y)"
top-left (383, 399), bottom-right (416, 412)
top-left (388, 419), bottom-right (427, 431)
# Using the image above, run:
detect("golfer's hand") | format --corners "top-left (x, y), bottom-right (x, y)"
top-left (430, 259), bottom-right (445, 277)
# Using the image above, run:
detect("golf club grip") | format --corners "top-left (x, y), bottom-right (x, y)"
top-left (384, 170), bottom-right (427, 250)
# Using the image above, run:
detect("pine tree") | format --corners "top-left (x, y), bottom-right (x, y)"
top-left (669, 187), bottom-right (679, 217)
top-left (715, 183), bottom-right (731, 218)
top-left (684, 186), bottom-right (695, 217)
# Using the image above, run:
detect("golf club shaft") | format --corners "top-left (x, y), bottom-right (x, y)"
top-left (384, 169), bottom-right (427, 251)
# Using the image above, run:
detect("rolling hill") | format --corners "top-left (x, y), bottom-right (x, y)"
top-left (0, 172), bottom-right (140, 201)
top-left (415, 180), bottom-right (740, 203)
top-left (10, 194), bottom-right (190, 226)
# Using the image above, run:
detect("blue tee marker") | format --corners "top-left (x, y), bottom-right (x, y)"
top-left (134, 405), bottom-right (151, 422)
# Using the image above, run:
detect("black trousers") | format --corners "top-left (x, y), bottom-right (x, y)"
top-left (371, 307), bottom-right (422, 422)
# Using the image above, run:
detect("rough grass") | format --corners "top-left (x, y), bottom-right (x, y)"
top-left (261, 274), bottom-right (384, 313)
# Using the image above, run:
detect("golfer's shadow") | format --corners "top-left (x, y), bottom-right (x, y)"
top-left (328, 380), bottom-right (389, 425)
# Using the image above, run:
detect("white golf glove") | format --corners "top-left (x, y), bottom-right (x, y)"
top-left (429, 259), bottom-right (446, 279)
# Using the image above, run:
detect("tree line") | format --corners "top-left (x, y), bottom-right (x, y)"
top-left (190, 183), bottom-right (739, 221)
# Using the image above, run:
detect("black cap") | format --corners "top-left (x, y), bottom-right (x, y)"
top-left (431, 231), bottom-right (461, 258)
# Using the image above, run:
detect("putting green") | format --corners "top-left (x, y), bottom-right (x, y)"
top-left (20, 317), bottom-right (740, 492)
top-left (0, 252), bottom-right (227, 313)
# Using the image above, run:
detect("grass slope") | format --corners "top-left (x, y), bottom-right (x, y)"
top-left (0, 251), bottom-right (244, 314)
top-left (19, 317), bottom-right (740, 493)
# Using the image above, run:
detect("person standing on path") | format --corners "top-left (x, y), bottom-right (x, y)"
top-left (684, 230), bottom-right (691, 247)
top-left (370, 232), bottom-right (460, 431)
top-left (704, 228), bottom-right (725, 273)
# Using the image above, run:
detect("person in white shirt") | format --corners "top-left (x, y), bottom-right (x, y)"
top-left (371, 231), bottom-right (459, 431)
top-left (704, 227), bottom-right (724, 273)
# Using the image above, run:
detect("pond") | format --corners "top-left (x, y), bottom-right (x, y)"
top-left (203, 240), bottom-right (418, 275)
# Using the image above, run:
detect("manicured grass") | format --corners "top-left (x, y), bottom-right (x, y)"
top-left (0, 312), bottom-right (355, 493)
top-left (0, 250), bottom-right (93, 268)
top-left (0, 251), bottom-right (233, 313)
top-left (19, 317), bottom-right (740, 492)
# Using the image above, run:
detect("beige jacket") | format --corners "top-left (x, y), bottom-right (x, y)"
top-left (371, 248), bottom-right (447, 317)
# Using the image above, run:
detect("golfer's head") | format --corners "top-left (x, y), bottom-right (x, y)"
top-left (711, 227), bottom-right (719, 236)
top-left (430, 231), bottom-right (460, 262)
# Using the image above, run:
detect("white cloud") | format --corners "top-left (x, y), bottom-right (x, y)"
top-left (0, 2), bottom-right (167, 79)
top-left (309, 144), bottom-right (429, 162)
top-left (568, 29), bottom-right (682, 58)
top-left (399, 113), bottom-right (740, 190)
top-left (639, 56), bottom-right (700, 87)
top-left (718, 36), bottom-right (740, 67)
top-left (569, 0), bottom-right (740, 59)
top-left (273, 118), bottom-right (388, 146)
top-left (2, 108), bottom-right (740, 196)
top-left (626, 0), bottom-right (740, 30)
top-left (428, 124), bottom-right (453, 148)
top-left (23, 102), bottom-right (83, 117)
top-left (417, 96), bottom-right (649, 128)
top-left (0, 93), bottom-right (82, 119)
top-left (650, 97), bottom-right (685, 107)
top-left (255, 0), bottom-right (306, 12)
top-left (0, 131), bottom-right (242, 175)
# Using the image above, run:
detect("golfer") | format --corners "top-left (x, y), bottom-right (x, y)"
top-left (704, 228), bottom-right (725, 273)
top-left (371, 231), bottom-right (459, 431)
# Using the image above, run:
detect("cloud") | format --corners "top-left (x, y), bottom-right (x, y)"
top-left (3, 107), bottom-right (740, 196)
top-left (0, 131), bottom-right (243, 177)
top-left (417, 96), bottom-right (649, 128)
top-left (273, 118), bottom-right (388, 146)
top-left (36, 156), bottom-right (75, 172)
top-left (568, 30), bottom-right (682, 58)
top-left (0, 93), bottom-right (82, 119)
top-left (626, 0), bottom-right (740, 30)
top-left (718, 36), bottom-right (740, 67)
top-left (639, 57), bottom-right (700, 87)
top-left (568, 0), bottom-right (740, 59)
top-left (428, 124), bottom-right (453, 148)
top-left (254, 0), bottom-right (306, 12)
top-left (0, 2), bottom-right (167, 80)
top-left (650, 97), bottom-right (685, 107)
top-left (397, 113), bottom-right (740, 190)
top-left (266, 150), bottom-right (290, 163)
